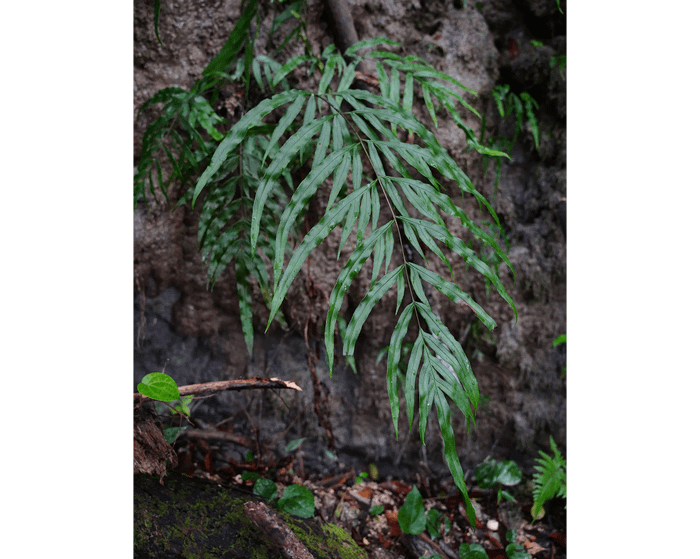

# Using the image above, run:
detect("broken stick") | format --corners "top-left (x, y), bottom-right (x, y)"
top-left (133, 377), bottom-right (302, 404)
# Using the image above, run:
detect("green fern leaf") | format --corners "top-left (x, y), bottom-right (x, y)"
top-left (370, 231), bottom-right (385, 286)
top-left (433, 388), bottom-right (477, 526)
top-left (417, 358), bottom-right (436, 444)
top-left (318, 55), bottom-right (338, 95)
top-left (415, 302), bottom-right (479, 410)
top-left (401, 217), bottom-right (517, 319)
top-left (273, 145), bottom-right (355, 287)
top-left (336, 193), bottom-right (360, 258)
top-left (531, 437), bottom-right (566, 520)
top-left (203, 0), bottom-right (257, 77)
top-left (263, 93), bottom-right (306, 163)
top-left (193, 89), bottom-right (305, 204)
top-left (327, 147), bottom-right (353, 211)
top-left (271, 55), bottom-right (313, 89)
top-left (324, 223), bottom-right (394, 376)
top-left (403, 330), bottom-right (424, 428)
top-left (422, 81), bottom-right (438, 128)
top-left (236, 261), bottom-right (255, 357)
top-left (268, 184), bottom-right (371, 330)
top-left (342, 264), bottom-right (404, 356)
top-left (407, 263), bottom-right (495, 330)
top-left (387, 300), bottom-right (413, 434)
top-left (252, 113), bottom-right (329, 256)
top-left (344, 37), bottom-right (399, 57)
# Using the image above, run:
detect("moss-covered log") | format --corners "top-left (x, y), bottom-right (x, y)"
top-left (134, 473), bottom-right (368, 559)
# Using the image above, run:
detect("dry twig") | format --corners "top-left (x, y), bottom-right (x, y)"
top-left (134, 377), bottom-right (302, 404)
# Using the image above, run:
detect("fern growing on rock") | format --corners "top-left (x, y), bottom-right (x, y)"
top-left (135, 1), bottom-right (516, 526)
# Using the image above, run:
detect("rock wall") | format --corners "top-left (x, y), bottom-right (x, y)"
top-left (134, 0), bottom-right (566, 480)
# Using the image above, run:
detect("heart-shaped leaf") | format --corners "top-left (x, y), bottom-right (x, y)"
top-left (137, 373), bottom-right (180, 402)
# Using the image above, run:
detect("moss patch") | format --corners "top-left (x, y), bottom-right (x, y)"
top-left (134, 473), bottom-right (368, 559)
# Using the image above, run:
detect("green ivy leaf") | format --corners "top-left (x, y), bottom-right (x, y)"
top-left (137, 373), bottom-right (180, 402)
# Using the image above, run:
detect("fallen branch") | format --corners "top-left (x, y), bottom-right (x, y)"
top-left (134, 377), bottom-right (302, 404)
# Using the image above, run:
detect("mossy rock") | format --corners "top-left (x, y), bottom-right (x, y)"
top-left (134, 473), bottom-right (368, 559)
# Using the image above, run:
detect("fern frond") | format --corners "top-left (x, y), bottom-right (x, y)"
top-left (139, 36), bottom-right (518, 528)
top-left (531, 436), bottom-right (567, 520)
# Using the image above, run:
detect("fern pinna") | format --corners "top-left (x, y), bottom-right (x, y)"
top-left (136, 30), bottom-right (517, 526)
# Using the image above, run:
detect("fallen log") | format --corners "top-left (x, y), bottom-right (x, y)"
top-left (134, 472), bottom-right (368, 559)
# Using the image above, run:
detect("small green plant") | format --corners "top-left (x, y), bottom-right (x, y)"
top-left (137, 372), bottom-right (193, 418)
top-left (474, 458), bottom-right (522, 503)
top-left (243, 471), bottom-right (316, 518)
top-left (355, 471), bottom-right (369, 485)
top-left (396, 485), bottom-right (450, 539)
top-left (459, 533), bottom-right (528, 559)
top-left (426, 507), bottom-right (451, 540)
top-left (531, 436), bottom-right (566, 521)
top-left (137, 372), bottom-right (194, 443)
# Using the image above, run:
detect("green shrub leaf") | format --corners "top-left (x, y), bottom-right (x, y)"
top-left (137, 373), bottom-right (180, 402)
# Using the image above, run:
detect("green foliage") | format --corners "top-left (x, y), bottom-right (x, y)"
top-left (459, 539), bottom-right (528, 559)
top-left (254, 477), bottom-right (278, 500)
top-left (426, 507), bottom-right (451, 540)
top-left (397, 486), bottom-right (427, 535)
top-left (505, 529), bottom-right (530, 559)
top-left (278, 484), bottom-right (315, 518)
top-left (137, 372), bottom-right (192, 417)
top-left (459, 543), bottom-right (488, 559)
top-left (136, 1), bottom-right (519, 527)
top-left (531, 436), bottom-right (566, 521)
top-left (396, 485), bottom-right (451, 539)
top-left (474, 458), bottom-right (522, 503)
top-left (478, 84), bottom-right (540, 197)
top-left (138, 372), bottom-right (180, 402)
top-left (242, 471), bottom-right (317, 518)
